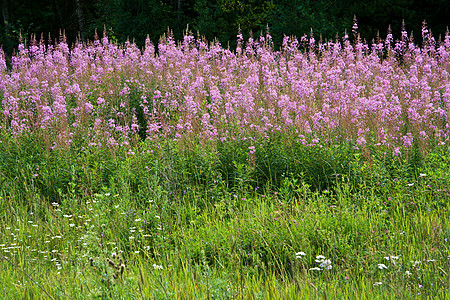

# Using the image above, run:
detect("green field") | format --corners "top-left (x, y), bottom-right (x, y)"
top-left (0, 134), bottom-right (449, 299)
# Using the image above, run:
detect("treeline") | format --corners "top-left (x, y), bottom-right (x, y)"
top-left (1, 0), bottom-right (448, 53)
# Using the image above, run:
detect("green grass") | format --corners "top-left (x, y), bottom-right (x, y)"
top-left (0, 135), bottom-right (449, 299)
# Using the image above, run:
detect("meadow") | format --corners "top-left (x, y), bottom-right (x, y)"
top-left (0, 21), bottom-right (449, 299)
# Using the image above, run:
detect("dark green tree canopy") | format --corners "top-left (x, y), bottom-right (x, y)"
top-left (1, 0), bottom-right (448, 54)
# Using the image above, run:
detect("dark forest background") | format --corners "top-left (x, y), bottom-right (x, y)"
top-left (1, 0), bottom-right (449, 54)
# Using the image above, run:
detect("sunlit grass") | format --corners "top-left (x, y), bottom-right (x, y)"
top-left (0, 138), bottom-right (449, 298)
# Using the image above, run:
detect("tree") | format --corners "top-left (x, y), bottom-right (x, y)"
top-left (74, 0), bottom-right (86, 40)
top-left (1, 0), bottom-right (11, 46)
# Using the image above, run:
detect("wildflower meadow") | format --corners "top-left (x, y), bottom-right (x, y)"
top-left (0, 20), bottom-right (449, 298)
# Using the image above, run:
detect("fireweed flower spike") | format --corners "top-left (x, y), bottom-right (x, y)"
top-left (0, 27), bottom-right (447, 152)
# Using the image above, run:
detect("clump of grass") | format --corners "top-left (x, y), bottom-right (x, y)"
top-left (1, 136), bottom-right (449, 298)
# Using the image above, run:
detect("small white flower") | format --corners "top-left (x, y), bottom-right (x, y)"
top-left (153, 264), bottom-right (163, 270)
top-left (319, 259), bottom-right (332, 270)
top-left (419, 173), bottom-right (427, 177)
top-left (69, 224), bottom-right (75, 227)
top-left (316, 255), bottom-right (326, 260)
top-left (308, 267), bottom-right (322, 271)
top-left (373, 282), bottom-right (383, 286)
top-left (295, 251), bottom-right (306, 258)
top-left (378, 263), bottom-right (388, 270)
top-left (385, 255), bottom-right (400, 265)
top-left (405, 271), bottom-right (411, 276)
top-left (411, 261), bottom-right (421, 267)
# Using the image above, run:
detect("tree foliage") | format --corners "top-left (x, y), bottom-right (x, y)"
top-left (0, 0), bottom-right (448, 54)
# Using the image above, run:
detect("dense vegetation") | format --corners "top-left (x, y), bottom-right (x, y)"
top-left (1, 0), bottom-right (449, 55)
top-left (0, 18), bottom-right (449, 298)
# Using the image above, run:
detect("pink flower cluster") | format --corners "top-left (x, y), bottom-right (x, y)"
top-left (1, 24), bottom-right (449, 153)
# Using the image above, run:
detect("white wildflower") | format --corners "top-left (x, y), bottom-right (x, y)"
top-left (295, 251), bottom-right (306, 258)
top-left (319, 259), bottom-right (332, 270)
top-left (384, 255), bottom-right (400, 265)
top-left (411, 261), bottom-right (421, 267)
